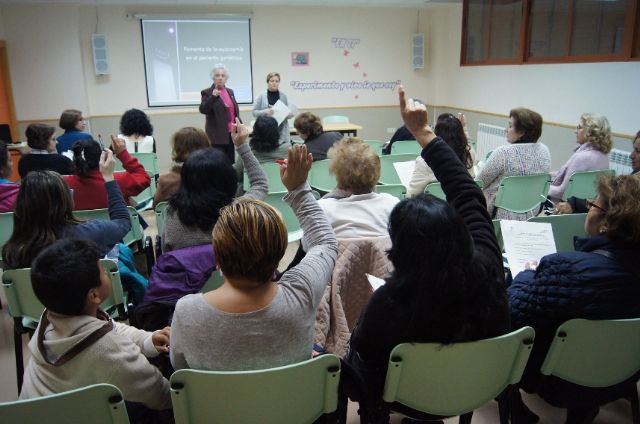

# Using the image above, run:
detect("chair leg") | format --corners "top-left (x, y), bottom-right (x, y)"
top-left (13, 318), bottom-right (24, 394)
top-left (459, 411), bottom-right (473, 424)
top-left (630, 385), bottom-right (640, 424)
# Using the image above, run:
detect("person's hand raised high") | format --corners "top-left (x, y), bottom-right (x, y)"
top-left (399, 85), bottom-right (436, 148)
top-left (280, 144), bottom-right (313, 192)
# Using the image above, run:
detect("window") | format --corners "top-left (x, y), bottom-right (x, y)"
top-left (462, 0), bottom-right (640, 65)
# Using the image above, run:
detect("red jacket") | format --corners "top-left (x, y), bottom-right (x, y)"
top-left (64, 150), bottom-right (151, 210)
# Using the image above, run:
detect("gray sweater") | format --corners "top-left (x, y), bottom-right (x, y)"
top-left (162, 142), bottom-right (268, 253)
top-left (170, 182), bottom-right (338, 371)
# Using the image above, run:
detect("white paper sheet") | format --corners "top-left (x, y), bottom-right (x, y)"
top-left (270, 100), bottom-right (292, 126)
top-left (500, 220), bottom-right (557, 278)
top-left (392, 160), bottom-right (416, 188)
top-left (366, 273), bottom-right (386, 291)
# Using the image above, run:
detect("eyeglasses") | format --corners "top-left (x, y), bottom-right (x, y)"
top-left (586, 199), bottom-right (607, 213)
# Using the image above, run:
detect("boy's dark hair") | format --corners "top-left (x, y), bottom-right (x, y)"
top-left (25, 124), bottom-right (55, 150)
top-left (31, 238), bottom-right (102, 315)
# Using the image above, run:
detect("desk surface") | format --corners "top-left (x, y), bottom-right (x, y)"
top-left (288, 122), bottom-right (363, 136)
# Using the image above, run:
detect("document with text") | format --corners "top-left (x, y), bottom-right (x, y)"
top-left (500, 220), bottom-right (556, 278)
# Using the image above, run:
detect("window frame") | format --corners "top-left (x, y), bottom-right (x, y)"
top-left (461, 0), bottom-right (640, 66)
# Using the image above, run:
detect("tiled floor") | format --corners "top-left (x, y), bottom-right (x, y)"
top-left (0, 210), bottom-right (635, 423)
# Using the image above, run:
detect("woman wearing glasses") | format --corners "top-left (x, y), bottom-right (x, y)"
top-left (547, 113), bottom-right (612, 203)
top-left (508, 174), bottom-right (640, 423)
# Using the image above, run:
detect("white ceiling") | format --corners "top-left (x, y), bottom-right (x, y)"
top-left (0, 0), bottom-right (461, 8)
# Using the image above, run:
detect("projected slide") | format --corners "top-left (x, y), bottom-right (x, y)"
top-left (141, 19), bottom-right (253, 107)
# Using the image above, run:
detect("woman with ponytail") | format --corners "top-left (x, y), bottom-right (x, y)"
top-left (64, 136), bottom-right (150, 210)
top-left (161, 118), bottom-right (267, 253)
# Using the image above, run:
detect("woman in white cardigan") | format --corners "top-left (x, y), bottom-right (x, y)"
top-left (253, 72), bottom-right (294, 145)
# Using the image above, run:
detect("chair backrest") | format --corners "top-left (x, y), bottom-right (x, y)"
top-left (0, 383), bottom-right (129, 423)
top-left (128, 171), bottom-right (156, 210)
top-left (154, 201), bottom-right (169, 237)
top-left (494, 173), bottom-right (551, 214)
top-left (424, 182), bottom-right (446, 201)
top-left (322, 115), bottom-right (349, 124)
top-left (390, 140), bottom-right (421, 155)
top-left (376, 184), bottom-right (406, 200)
top-left (243, 163), bottom-right (287, 193)
top-left (2, 260), bottom-right (128, 323)
top-left (170, 354), bottom-right (341, 424)
top-left (492, 219), bottom-right (504, 251)
top-left (528, 213), bottom-right (588, 252)
top-left (382, 326), bottom-right (535, 417)
top-left (0, 211), bottom-right (13, 260)
top-left (309, 159), bottom-right (337, 194)
top-left (263, 191), bottom-right (303, 243)
top-left (541, 318), bottom-right (640, 388)
top-left (363, 140), bottom-right (385, 155)
top-left (562, 169), bottom-right (615, 201)
top-left (200, 270), bottom-right (224, 293)
top-left (378, 154), bottom-right (419, 186)
top-left (73, 206), bottom-right (143, 247)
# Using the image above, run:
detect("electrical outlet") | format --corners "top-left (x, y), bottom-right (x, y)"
top-left (386, 127), bottom-right (396, 134)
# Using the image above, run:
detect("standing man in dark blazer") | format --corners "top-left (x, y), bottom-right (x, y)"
top-left (199, 64), bottom-right (241, 163)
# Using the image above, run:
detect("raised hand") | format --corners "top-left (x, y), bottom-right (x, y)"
top-left (231, 118), bottom-right (249, 146)
top-left (99, 148), bottom-right (116, 182)
top-left (110, 134), bottom-right (126, 155)
top-left (280, 144), bottom-right (313, 192)
top-left (399, 85), bottom-right (436, 148)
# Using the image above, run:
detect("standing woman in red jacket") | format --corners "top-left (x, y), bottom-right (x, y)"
top-left (64, 136), bottom-right (150, 210)
top-left (199, 64), bottom-right (240, 164)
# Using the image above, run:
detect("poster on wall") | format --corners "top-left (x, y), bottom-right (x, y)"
top-left (291, 52), bottom-right (309, 66)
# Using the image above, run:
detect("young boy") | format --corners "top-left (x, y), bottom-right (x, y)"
top-left (19, 238), bottom-right (171, 412)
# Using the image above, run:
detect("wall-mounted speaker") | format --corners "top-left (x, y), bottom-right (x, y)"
top-left (412, 33), bottom-right (424, 70)
top-left (91, 33), bottom-right (109, 75)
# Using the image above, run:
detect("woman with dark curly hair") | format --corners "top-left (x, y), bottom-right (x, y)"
top-left (161, 119), bottom-right (267, 253)
top-left (509, 174), bottom-right (640, 423)
top-left (118, 109), bottom-right (155, 153)
top-left (346, 88), bottom-right (510, 421)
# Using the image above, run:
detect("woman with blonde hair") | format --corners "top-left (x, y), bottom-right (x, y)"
top-left (170, 145), bottom-right (338, 371)
top-left (547, 113), bottom-right (612, 202)
top-left (153, 127), bottom-right (211, 206)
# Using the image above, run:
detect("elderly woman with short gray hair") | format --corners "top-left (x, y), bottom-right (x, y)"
top-left (199, 64), bottom-right (241, 163)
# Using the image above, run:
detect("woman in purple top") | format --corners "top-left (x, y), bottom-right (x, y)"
top-left (199, 64), bottom-right (241, 164)
top-left (548, 113), bottom-right (612, 202)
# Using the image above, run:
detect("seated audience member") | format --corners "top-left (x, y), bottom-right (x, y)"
top-left (162, 118), bottom-right (267, 253)
top-left (548, 113), bottom-right (612, 203)
top-left (18, 124), bottom-right (74, 178)
top-left (347, 88), bottom-right (510, 420)
top-left (319, 137), bottom-right (399, 238)
top-left (2, 150), bottom-right (130, 269)
top-left (406, 113), bottom-right (476, 197)
top-left (0, 141), bottom-right (19, 212)
top-left (477, 107), bottom-right (551, 220)
top-left (382, 124), bottom-right (415, 155)
top-left (118, 108), bottom-right (155, 153)
top-left (235, 115), bottom-right (290, 175)
top-left (56, 109), bottom-right (91, 154)
top-left (508, 174), bottom-right (640, 423)
top-left (170, 145), bottom-right (338, 371)
top-left (555, 129), bottom-right (639, 214)
top-left (19, 238), bottom-right (171, 414)
top-left (293, 112), bottom-right (342, 161)
top-left (153, 127), bottom-right (210, 207)
top-left (64, 136), bottom-right (150, 210)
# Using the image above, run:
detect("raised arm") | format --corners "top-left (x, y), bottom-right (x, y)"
top-left (111, 135), bottom-right (151, 196)
top-left (199, 87), bottom-right (218, 115)
top-left (232, 118), bottom-right (268, 200)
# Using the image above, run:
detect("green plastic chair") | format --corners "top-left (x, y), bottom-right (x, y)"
top-left (390, 140), bottom-right (422, 155)
top-left (376, 184), bottom-right (406, 200)
top-left (493, 174), bottom-right (551, 215)
top-left (154, 201), bottom-right (169, 239)
top-left (493, 219), bottom-right (504, 251)
top-left (382, 327), bottom-right (535, 423)
top-left (378, 154), bottom-right (419, 186)
top-left (309, 159), bottom-right (337, 194)
top-left (364, 140), bottom-right (385, 155)
top-left (0, 211), bottom-right (13, 261)
top-left (200, 270), bottom-right (224, 293)
top-left (424, 182), bottom-right (446, 201)
top-left (264, 191), bottom-right (303, 243)
top-left (170, 354), bottom-right (341, 424)
top-left (540, 318), bottom-right (640, 421)
top-left (528, 213), bottom-right (588, 252)
top-left (0, 383), bottom-right (129, 423)
top-left (562, 169), bottom-right (615, 201)
top-left (2, 260), bottom-right (128, 393)
top-left (322, 115), bottom-right (349, 124)
top-left (73, 206), bottom-right (144, 249)
top-left (243, 163), bottom-right (287, 193)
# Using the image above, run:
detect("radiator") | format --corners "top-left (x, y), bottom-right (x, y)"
top-left (609, 148), bottom-right (633, 175)
top-left (476, 123), bottom-right (507, 161)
